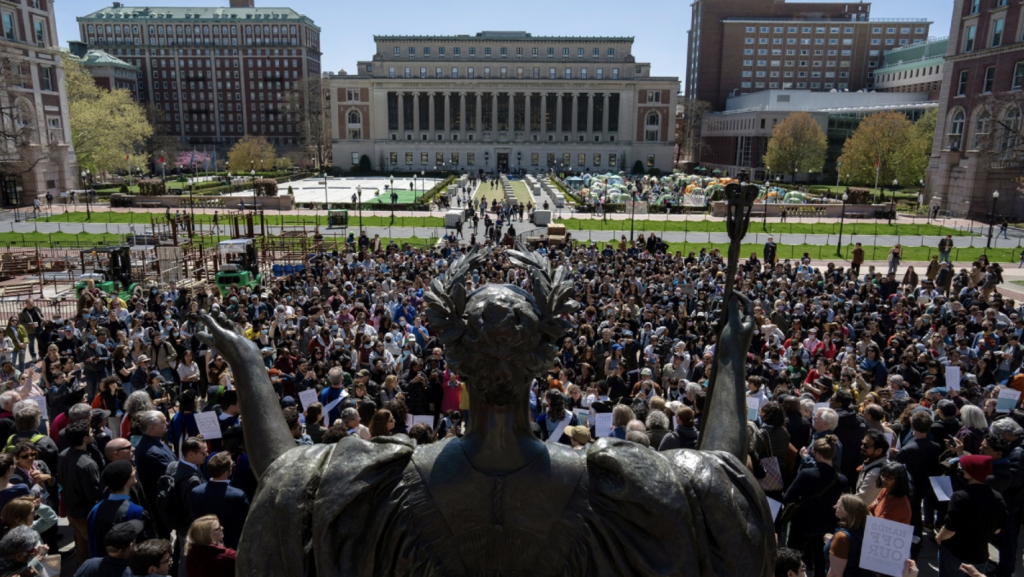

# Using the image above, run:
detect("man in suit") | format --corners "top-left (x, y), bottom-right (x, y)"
top-left (169, 437), bottom-right (208, 570)
top-left (190, 451), bottom-right (250, 549)
top-left (895, 410), bottom-right (944, 558)
top-left (134, 411), bottom-right (175, 537)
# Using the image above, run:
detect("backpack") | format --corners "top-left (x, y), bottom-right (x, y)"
top-left (154, 461), bottom-right (180, 529)
top-left (4, 434), bottom-right (44, 454)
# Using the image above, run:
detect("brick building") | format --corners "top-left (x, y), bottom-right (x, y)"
top-left (0, 0), bottom-right (78, 207)
top-left (328, 32), bottom-right (679, 173)
top-left (685, 0), bottom-right (931, 110)
top-left (76, 1), bottom-right (321, 152)
top-left (926, 0), bottom-right (1024, 219)
top-left (66, 40), bottom-right (140, 101)
top-left (873, 37), bottom-right (947, 100)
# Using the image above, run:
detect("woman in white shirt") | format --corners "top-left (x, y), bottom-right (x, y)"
top-left (177, 349), bottom-right (201, 393)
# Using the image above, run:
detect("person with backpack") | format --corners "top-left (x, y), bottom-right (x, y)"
top-left (823, 494), bottom-right (871, 576)
top-left (86, 460), bottom-right (150, 558)
top-left (56, 420), bottom-right (102, 566)
top-left (160, 437), bottom-right (207, 573)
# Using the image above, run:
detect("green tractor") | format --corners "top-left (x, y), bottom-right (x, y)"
top-left (214, 239), bottom-right (263, 296)
top-left (75, 246), bottom-right (142, 300)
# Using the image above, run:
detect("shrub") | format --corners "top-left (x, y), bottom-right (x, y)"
top-left (287, 185), bottom-right (294, 195)
top-left (647, 167), bottom-right (663, 177)
top-left (254, 178), bottom-right (279, 197)
top-left (137, 178), bottom-right (167, 196)
top-left (118, 183), bottom-right (130, 194)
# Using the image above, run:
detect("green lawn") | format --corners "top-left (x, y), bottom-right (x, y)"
top-left (660, 241), bottom-right (1021, 264)
top-left (0, 231), bottom-right (438, 250)
top-left (555, 218), bottom-right (967, 236)
top-left (32, 212), bottom-right (445, 228)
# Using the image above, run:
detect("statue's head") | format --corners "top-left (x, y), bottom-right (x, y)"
top-left (425, 246), bottom-right (578, 408)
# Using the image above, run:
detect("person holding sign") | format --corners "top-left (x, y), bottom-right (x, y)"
top-left (934, 455), bottom-right (1007, 576)
top-left (823, 494), bottom-right (869, 577)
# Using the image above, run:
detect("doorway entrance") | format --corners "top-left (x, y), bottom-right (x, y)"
top-left (497, 152), bottom-right (509, 172)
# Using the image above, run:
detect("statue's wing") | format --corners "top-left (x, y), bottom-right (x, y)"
top-left (424, 248), bottom-right (485, 345)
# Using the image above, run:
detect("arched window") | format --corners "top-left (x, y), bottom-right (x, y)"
top-left (1000, 106), bottom-right (1020, 153)
top-left (348, 110), bottom-right (361, 125)
top-left (973, 108), bottom-right (991, 149)
top-left (646, 112), bottom-right (659, 126)
top-left (947, 108), bottom-right (965, 150)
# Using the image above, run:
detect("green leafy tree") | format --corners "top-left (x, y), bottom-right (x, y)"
top-left (762, 112), bottom-right (827, 181)
top-left (840, 111), bottom-right (918, 191)
top-left (890, 109), bottom-right (936, 188)
top-left (227, 135), bottom-right (276, 174)
top-left (67, 57), bottom-right (153, 176)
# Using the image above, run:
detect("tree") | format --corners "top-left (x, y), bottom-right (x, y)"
top-left (840, 111), bottom-right (917, 191)
top-left (227, 135), bottom-right (276, 174)
top-left (762, 112), bottom-right (827, 181)
top-left (66, 57), bottom-right (152, 177)
top-left (175, 150), bottom-right (211, 171)
top-left (142, 103), bottom-right (180, 172)
top-left (890, 109), bottom-right (936, 188)
top-left (676, 98), bottom-right (712, 164)
top-left (285, 77), bottom-right (332, 170)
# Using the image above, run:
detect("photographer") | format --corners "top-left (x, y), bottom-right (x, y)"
top-left (93, 376), bottom-right (127, 418)
top-left (142, 371), bottom-right (173, 417)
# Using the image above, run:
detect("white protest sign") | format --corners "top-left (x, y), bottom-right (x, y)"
top-left (194, 411), bottom-right (222, 440)
top-left (929, 476), bottom-right (954, 502)
top-left (860, 516), bottom-right (913, 577)
top-left (594, 412), bottom-right (614, 438)
top-left (997, 388), bottom-right (1021, 413)
top-left (298, 389), bottom-right (318, 412)
top-left (746, 397), bottom-right (761, 421)
top-left (766, 497), bottom-right (782, 521)
top-left (814, 402), bottom-right (830, 414)
top-left (411, 415), bottom-right (434, 428)
top-left (945, 365), bottom-right (961, 392)
top-left (573, 408), bottom-right (590, 427)
top-left (27, 397), bottom-right (47, 423)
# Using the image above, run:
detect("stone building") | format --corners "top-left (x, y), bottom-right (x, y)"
top-left (66, 40), bottom-right (140, 101)
top-left (328, 31), bottom-right (679, 174)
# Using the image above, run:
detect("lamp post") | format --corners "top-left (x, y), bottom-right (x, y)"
top-left (188, 182), bottom-right (195, 234)
top-left (987, 190), bottom-right (1000, 249)
top-left (322, 172), bottom-right (329, 212)
top-left (763, 165), bottom-right (770, 231)
top-left (834, 159), bottom-right (842, 200)
top-left (251, 166), bottom-right (256, 212)
top-left (356, 184), bottom-right (363, 233)
top-left (389, 174), bottom-right (395, 222)
top-left (889, 179), bottom-right (897, 224)
top-left (629, 187), bottom-right (637, 243)
top-left (837, 192), bottom-right (848, 257)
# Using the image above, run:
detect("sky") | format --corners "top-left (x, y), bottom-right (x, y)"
top-left (56, 0), bottom-right (956, 85)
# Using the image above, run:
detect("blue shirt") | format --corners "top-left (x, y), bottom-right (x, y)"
top-left (86, 494), bottom-right (146, 558)
top-left (319, 386), bottom-right (348, 425)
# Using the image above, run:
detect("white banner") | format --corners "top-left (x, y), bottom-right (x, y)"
top-left (624, 201), bottom-right (648, 215)
top-left (860, 516), bottom-right (913, 577)
top-left (682, 194), bottom-right (708, 207)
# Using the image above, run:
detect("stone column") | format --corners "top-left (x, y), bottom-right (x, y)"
top-left (459, 92), bottom-right (466, 139)
top-left (491, 92), bottom-right (498, 136)
top-left (587, 93), bottom-right (595, 140)
top-left (475, 92), bottom-right (483, 136)
top-left (556, 93), bottom-right (563, 140)
top-left (412, 92), bottom-right (420, 134)
top-left (443, 92), bottom-right (451, 138)
top-left (571, 93), bottom-right (579, 136)
top-left (428, 93), bottom-right (435, 134)
top-left (524, 92), bottom-right (532, 135)
top-left (602, 93), bottom-right (610, 140)
top-left (397, 92), bottom-right (405, 138)
top-left (540, 93), bottom-right (548, 140)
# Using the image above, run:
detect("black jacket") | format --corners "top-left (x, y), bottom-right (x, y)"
top-left (833, 409), bottom-right (867, 488)
top-left (930, 417), bottom-right (962, 446)
top-left (169, 461), bottom-right (205, 531)
top-left (658, 425), bottom-right (699, 451)
top-left (782, 461), bottom-right (847, 535)
top-left (895, 436), bottom-right (944, 493)
top-left (785, 411), bottom-right (812, 451)
top-left (57, 447), bottom-right (102, 519)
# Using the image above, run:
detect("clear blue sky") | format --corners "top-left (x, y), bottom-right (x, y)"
top-left (56, 0), bottom-right (955, 86)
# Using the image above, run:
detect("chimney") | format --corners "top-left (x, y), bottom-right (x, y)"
top-left (229, 0), bottom-right (255, 6)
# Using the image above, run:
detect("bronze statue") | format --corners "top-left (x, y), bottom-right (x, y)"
top-left (197, 184), bottom-right (773, 576)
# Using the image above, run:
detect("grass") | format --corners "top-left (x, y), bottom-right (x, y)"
top-left (660, 241), bottom-right (1022, 264)
top-left (32, 211), bottom-right (445, 228)
top-left (473, 180), bottom-right (534, 205)
top-left (555, 218), bottom-right (967, 236)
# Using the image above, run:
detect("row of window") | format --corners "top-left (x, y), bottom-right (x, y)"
top-left (746, 37), bottom-right (855, 46)
top-left (740, 81), bottom-right (851, 90)
top-left (376, 151), bottom-right (631, 168)
top-left (86, 24), bottom-right (301, 36)
top-left (389, 46), bottom-right (618, 60)
top-left (386, 65), bottom-right (626, 80)
top-left (743, 48), bottom-right (857, 56)
top-left (955, 63), bottom-right (1024, 97)
top-left (962, 15), bottom-right (1012, 53)
top-left (742, 60), bottom-right (852, 67)
top-left (2, 12), bottom-right (47, 47)
top-left (945, 104), bottom-right (1018, 153)
top-left (969, 0), bottom-right (1009, 14)
top-left (875, 65), bottom-right (942, 84)
top-left (742, 70), bottom-right (850, 78)
top-left (87, 35), bottom-right (298, 47)
top-left (743, 25), bottom-right (925, 35)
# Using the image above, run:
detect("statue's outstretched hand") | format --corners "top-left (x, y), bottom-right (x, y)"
top-left (197, 309), bottom-right (258, 365)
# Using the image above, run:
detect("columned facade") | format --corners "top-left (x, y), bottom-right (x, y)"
top-left (330, 31), bottom-right (678, 173)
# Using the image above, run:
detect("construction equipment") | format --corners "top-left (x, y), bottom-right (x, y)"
top-left (214, 239), bottom-right (262, 295)
top-left (75, 246), bottom-right (141, 299)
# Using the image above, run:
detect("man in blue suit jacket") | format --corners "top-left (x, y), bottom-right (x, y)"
top-left (134, 411), bottom-right (175, 537)
top-left (190, 451), bottom-right (250, 549)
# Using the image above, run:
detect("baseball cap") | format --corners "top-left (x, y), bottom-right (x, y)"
top-left (563, 425), bottom-right (592, 445)
top-left (104, 520), bottom-right (144, 550)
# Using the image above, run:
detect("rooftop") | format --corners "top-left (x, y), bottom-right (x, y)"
top-left (373, 32), bottom-right (633, 43)
top-left (720, 89), bottom-right (933, 113)
top-left (66, 48), bottom-right (139, 70)
top-left (77, 5), bottom-right (319, 30)
top-left (880, 37), bottom-right (948, 68)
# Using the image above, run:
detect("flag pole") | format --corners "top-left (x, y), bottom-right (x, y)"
top-left (874, 158), bottom-right (880, 204)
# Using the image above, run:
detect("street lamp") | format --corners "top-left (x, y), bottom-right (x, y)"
top-left (356, 184), bottom-right (363, 232)
top-left (188, 182), bottom-right (195, 234)
top-left (835, 158), bottom-right (842, 200)
top-left (837, 193), bottom-right (848, 257)
top-left (987, 190), bottom-right (1000, 249)
top-left (890, 179), bottom-right (898, 225)
top-left (322, 172), bottom-right (329, 212)
top-left (251, 167), bottom-right (256, 212)
top-left (629, 187), bottom-right (637, 243)
top-left (763, 166), bottom-right (770, 231)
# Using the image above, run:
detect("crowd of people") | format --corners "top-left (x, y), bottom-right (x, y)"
top-left (0, 210), bottom-right (1018, 576)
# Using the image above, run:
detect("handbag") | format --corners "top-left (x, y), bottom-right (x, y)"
top-left (757, 429), bottom-right (785, 492)
top-left (777, 473), bottom-right (839, 528)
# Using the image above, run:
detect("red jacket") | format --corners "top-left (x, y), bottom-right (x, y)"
top-left (186, 544), bottom-right (236, 577)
